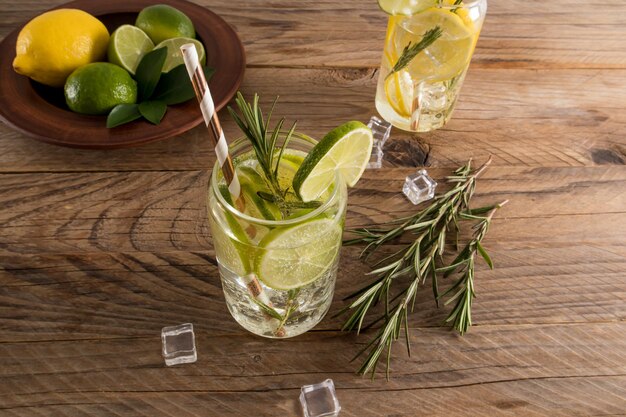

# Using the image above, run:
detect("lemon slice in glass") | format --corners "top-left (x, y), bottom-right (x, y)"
top-left (398, 8), bottom-right (474, 81)
top-left (384, 70), bottom-right (413, 118)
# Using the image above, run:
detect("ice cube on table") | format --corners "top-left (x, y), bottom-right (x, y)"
top-left (367, 143), bottom-right (384, 169)
top-left (366, 116), bottom-right (392, 170)
top-left (300, 379), bottom-right (341, 417)
top-left (367, 116), bottom-right (392, 148)
top-left (402, 169), bottom-right (437, 205)
top-left (161, 323), bottom-right (197, 366)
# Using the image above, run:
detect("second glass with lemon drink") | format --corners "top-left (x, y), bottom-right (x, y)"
top-left (375, 0), bottom-right (487, 132)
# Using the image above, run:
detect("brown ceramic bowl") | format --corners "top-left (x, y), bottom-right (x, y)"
top-left (0, 0), bottom-right (245, 149)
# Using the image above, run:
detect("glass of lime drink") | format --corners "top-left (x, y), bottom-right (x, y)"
top-left (375, 0), bottom-right (487, 132)
top-left (208, 125), bottom-right (371, 338)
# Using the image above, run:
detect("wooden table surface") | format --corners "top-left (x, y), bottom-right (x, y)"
top-left (1, 0), bottom-right (625, 416)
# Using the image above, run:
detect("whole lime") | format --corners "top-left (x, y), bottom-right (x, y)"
top-left (135, 4), bottom-right (195, 45)
top-left (64, 63), bottom-right (137, 115)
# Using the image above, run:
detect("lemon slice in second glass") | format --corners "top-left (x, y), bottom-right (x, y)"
top-left (293, 121), bottom-right (373, 202)
top-left (399, 8), bottom-right (475, 82)
top-left (107, 25), bottom-right (154, 75)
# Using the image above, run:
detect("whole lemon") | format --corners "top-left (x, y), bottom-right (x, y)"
top-left (13, 9), bottom-right (109, 87)
top-left (64, 63), bottom-right (137, 115)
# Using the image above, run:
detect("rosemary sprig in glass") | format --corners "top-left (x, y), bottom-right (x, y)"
top-left (340, 157), bottom-right (507, 378)
top-left (386, 26), bottom-right (442, 79)
top-left (227, 92), bottom-right (297, 201)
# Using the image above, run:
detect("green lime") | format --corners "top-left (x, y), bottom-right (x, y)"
top-left (107, 25), bottom-right (154, 75)
top-left (238, 166), bottom-right (281, 221)
top-left (378, 0), bottom-right (438, 16)
top-left (255, 218), bottom-right (342, 290)
top-left (135, 4), bottom-right (195, 45)
top-left (211, 184), bottom-right (253, 276)
top-left (293, 121), bottom-right (373, 202)
top-left (271, 152), bottom-right (304, 191)
top-left (154, 37), bottom-right (205, 73)
top-left (64, 63), bottom-right (137, 115)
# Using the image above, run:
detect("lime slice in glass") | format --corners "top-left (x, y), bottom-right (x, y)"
top-left (378, 0), bottom-right (438, 16)
top-left (107, 25), bottom-right (154, 75)
top-left (154, 37), bottom-right (205, 73)
top-left (293, 121), bottom-right (373, 202)
top-left (238, 166), bottom-right (281, 221)
top-left (211, 184), bottom-right (252, 276)
top-left (255, 218), bottom-right (342, 290)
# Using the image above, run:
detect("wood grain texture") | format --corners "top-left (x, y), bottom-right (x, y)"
top-left (1, 67), bottom-right (626, 172)
top-left (1, 0), bottom-right (626, 69)
top-left (1, 166), bottom-right (624, 342)
top-left (1, 0), bottom-right (626, 415)
top-left (1, 324), bottom-right (625, 416)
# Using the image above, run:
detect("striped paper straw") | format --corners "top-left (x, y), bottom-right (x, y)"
top-left (181, 44), bottom-right (279, 332)
top-left (180, 44), bottom-right (241, 200)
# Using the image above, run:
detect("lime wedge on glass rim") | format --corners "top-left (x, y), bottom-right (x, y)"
top-left (293, 121), bottom-right (373, 202)
top-left (107, 25), bottom-right (154, 75)
top-left (254, 218), bottom-right (343, 290)
top-left (378, 0), bottom-right (439, 16)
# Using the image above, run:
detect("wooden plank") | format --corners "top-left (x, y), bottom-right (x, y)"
top-left (1, 242), bottom-right (625, 342)
top-left (1, 0), bottom-right (625, 69)
top-left (1, 68), bottom-right (625, 172)
top-left (1, 166), bottom-right (624, 253)
top-left (0, 323), bottom-right (625, 416)
top-left (1, 166), bottom-right (624, 341)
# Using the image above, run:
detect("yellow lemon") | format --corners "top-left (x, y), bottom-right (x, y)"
top-left (12, 9), bottom-right (109, 87)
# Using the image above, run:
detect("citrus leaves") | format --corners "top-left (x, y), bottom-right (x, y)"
top-left (106, 47), bottom-right (214, 128)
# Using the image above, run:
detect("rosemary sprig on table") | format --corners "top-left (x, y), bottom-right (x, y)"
top-left (387, 26), bottom-right (442, 79)
top-left (228, 92), bottom-right (297, 200)
top-left (341, 158), bottom-right (507, 378)
top-left (439, 200), bottom-right (508, 334)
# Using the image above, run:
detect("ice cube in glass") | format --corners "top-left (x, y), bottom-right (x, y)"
top-left (161, 323), bottom-right (197, 366)
top-left (299, 379), bottom-right (341, 417)
top-left (402, 169), bottom-right (437, 205)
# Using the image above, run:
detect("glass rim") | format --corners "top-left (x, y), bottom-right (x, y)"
top-left (424, 0), bottom-right (487, 8)
top-left (210, 132), bottom-right (345, 226)
top-left (433, 0), bottom-right (484, 9)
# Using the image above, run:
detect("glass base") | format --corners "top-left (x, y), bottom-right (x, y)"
top-left (375, 71), bottom-right (467, 133)
top-left (219, 261), bottom-right (337, 338)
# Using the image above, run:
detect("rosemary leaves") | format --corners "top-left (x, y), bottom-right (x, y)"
top-left (341, 158), bottom-right (508, 378)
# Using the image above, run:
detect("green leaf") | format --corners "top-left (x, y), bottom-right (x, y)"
top-left (135, 47), bottom-right (167, 101)
top-left (152, 65), bottom-right (215, 105)
top-left (138, 101), bottom-right (167, 125)
top-left (476, 241), bottom-right (494, 269)
top-left (106, 104), bottom-right (141, 128)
